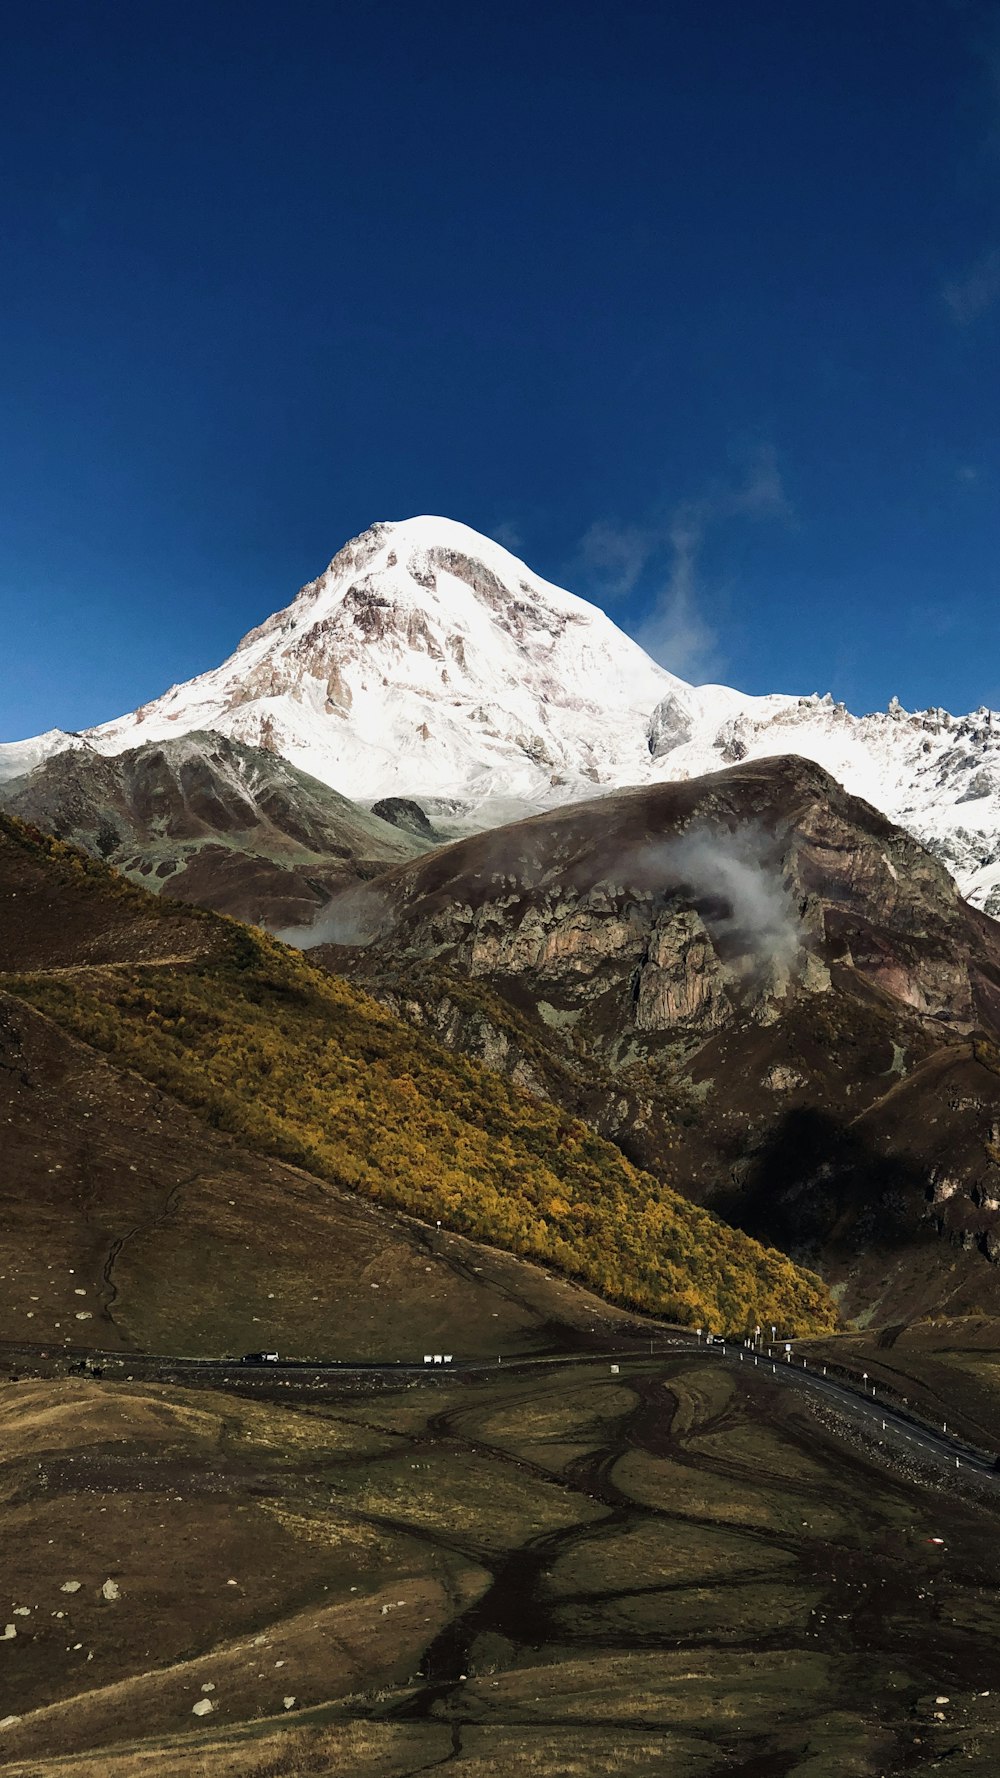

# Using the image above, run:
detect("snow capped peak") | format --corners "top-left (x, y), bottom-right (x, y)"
top-left (3, 515), bottom-right (1000, 916)
top-left (242, 515), bottom-right (669, 671)
top-left (0, 728), bottom-right (89, 786)
top-left (49, 517), bottom-right (677, 818)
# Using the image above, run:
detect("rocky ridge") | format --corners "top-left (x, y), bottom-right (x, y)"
top-left (318, 756), bottom-right (1000, 1321)
top-left (0, 730), bottom-right (432, 925)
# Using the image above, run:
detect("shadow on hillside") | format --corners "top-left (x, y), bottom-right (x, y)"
top-left (723, 1106), bottom-right (935, 1263)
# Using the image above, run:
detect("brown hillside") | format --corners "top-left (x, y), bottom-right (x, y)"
top-left (0, 732), bottom-right (432, 926)
top-left (314, 755), bottom-right (1000, 1321)
top-left (0, 813), bottom-right (835, 1345)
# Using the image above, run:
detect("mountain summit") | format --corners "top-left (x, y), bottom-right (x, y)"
top-left (23, 517), bottom-right (679, 826)
top-left (4, 514), bottom-right (1000, 910)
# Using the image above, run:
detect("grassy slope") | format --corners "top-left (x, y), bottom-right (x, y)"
top-left (0, 815), bottom-right (835, 1334)
top-left (4, 1360), bottom-right (1000, 1773)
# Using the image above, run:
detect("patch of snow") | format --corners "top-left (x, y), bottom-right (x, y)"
top-left (0, 729), bottom-right (87, 784)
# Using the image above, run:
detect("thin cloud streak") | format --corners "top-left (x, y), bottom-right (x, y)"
top-left (634, 512), bottom-right (720, 682)
top-left (943, 246), bottom-right (1000, 322)
top-left (578, 445), bottom-right (792, 684)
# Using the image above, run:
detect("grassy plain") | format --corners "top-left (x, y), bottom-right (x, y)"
top-left (2, 1355), bottom-right (999, 1776)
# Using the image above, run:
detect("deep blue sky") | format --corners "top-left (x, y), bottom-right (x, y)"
top-left (3, 0), bottom-right (1000, 740)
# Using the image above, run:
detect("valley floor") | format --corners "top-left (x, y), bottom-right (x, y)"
top-left (2, 1351), bottom-right (999, 1776)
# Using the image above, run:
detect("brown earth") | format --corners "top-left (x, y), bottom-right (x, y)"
top-left (804, 1316), bottom-right (1000, 1453)
top-left (2, 1355), bottom-right (1000, 1775)
top-left (0, 988), bottom-right (643, 1362)
top-left (316, 755), bottom-right (1000, 1321)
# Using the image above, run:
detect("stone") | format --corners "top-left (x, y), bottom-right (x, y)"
top-left (191, 1698), bottom-right (214, 1717)
top-left (101, 1579), bottom-right (121, 1602)
top-left (283, 1696), bottom-right (296, 1710)
top-left (60, 1581), bottom-right (82, 1593)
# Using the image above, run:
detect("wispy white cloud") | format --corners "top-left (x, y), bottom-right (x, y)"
top-left (634, 512), bottom-right (720, 681)
top-left (721, 442), bottom-right (792, 523)
top-left (944, 246), bottom-right (1000, 323)
top-left (578, 445), bottom-right (792, 684)
top-left (577, 519), bottom-right (653, 601)
top-left (492, 518), bottom-right (524, 553)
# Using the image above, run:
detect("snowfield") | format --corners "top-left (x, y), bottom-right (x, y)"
top-left (4, 514), bottom-right (1000, 912)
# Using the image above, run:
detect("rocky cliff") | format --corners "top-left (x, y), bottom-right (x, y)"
top-left (312, 756), bottom-right (1000, 1321)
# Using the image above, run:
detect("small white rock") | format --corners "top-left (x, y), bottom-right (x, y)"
top-left (60, 1581), bottom-right (82, 1594)
top-left (283, 1696), bottom-right (295, 1710)
top-left (201, 1682), bottom-right (215, 1693)
top-left (75, 1312), bottom-right (93, 1321)
top-left (1, 1627), bottom-right (16, 1641)
top-left (191, 1698), bottom-right (214, 1717)
top-left (12, 1608), bottom-right (30, 1617)
top-left (101, 1579), bottom-right (120, 1602)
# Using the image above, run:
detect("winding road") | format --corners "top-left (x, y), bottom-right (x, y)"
top-left (7, 1329), bottom-right (994, 1487)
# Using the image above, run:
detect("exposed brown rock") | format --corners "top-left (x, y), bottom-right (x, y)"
top-left (318, 755), bottom-right (1000, 1321)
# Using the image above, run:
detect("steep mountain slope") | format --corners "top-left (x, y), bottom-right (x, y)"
top-left (4, 515), bottom-right (1000, 909)
top-left (0, 730), bottom-right (432, 924)
top-left (0, 988), bottom-right (636, 1359)
top-left (315, 755), bottom-right (1000, 1321)
top-left (0, 813), bottom-right (834, 1339)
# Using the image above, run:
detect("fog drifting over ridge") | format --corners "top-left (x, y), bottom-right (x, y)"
top-left (620, 822), bottom-right (803, 973)
top-left (277, 815), bottom-right (803, 979)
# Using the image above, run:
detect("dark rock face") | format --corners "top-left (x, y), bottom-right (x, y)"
top-left (0, 732), bottom-right (433, 926)
top-left (647, 692), bottom-right (694, 758)
top-left (370, 797), bottom-right (440, 841)
top-left (317, 755), bottom-right (1000, 1321)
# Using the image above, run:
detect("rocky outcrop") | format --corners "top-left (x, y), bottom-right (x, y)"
top-left (370, 798), bottom-right (440, 841)
top-left (320, 756), bottom-right (1000, 1322)
top-left (635, 911), bottom-right (731, 1031)
top-left (647, 692), bottom-right (694, 758)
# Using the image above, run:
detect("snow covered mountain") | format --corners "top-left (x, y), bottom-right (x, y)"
top-left (4, 513), bottom-right (1000, 912)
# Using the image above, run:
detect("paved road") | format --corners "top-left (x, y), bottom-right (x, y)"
top-left (4, 1335), bottom-right (996, 1483)
top-left (711, 1340), bottom-right (999, 1480)
top-left (184, 1339), bottom-right (1000, 1481)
